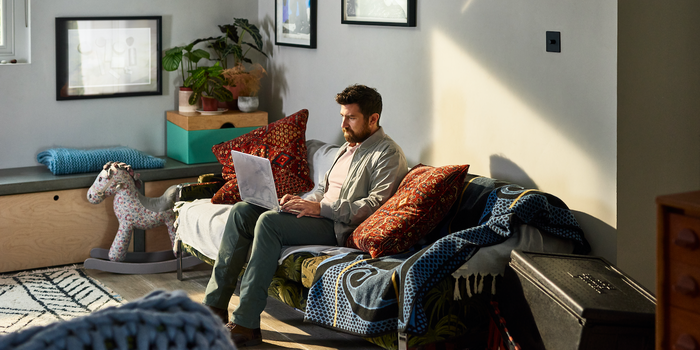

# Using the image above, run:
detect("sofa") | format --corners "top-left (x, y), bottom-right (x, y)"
top-left (172, 135), bottom-right (589, 350)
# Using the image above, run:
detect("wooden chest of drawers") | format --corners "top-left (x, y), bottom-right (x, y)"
top-left (657, 191), bottom-right (700, 350)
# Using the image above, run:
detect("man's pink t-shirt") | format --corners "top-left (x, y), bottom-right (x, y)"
top-left (322, 143), bottom-right (360, 205)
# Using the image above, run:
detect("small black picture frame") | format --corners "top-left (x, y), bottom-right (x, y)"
top-left (55, 16), bottom-right (162, 101)
top-left (275, 0), bottom-right (317, 49)
top-left (342, 0), bottom-right (416, 27)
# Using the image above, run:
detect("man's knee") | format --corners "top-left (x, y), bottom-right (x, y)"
top-left (255, 211), bottom-right (284, 238)
top-left (226, 202), bottom-right (266, 241)
top-left (231, 201), bottom-right (264, 222)
top-left (231, 201), bottom-right (256, 216)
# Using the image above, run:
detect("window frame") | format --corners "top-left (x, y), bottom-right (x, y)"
top-left (0, 0), bottom-right (31, 63)
top-left (0, 0), bottom-right (14, 55)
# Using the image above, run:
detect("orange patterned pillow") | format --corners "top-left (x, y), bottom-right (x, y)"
top-left (348, 163), bottom-right (470, 258)
top-left (210, 109), bottom-right (314, 204)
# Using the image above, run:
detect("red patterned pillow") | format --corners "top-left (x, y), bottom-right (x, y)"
top-left (348, 163), bottom-right (470, 258)
top-left (210, 109), bottom-right (314, 204)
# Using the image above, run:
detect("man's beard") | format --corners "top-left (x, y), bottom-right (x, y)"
top-left (343, 123), bottom-right (372, 143)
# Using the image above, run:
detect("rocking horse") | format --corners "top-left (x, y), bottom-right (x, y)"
top-left (83, 161), bottom-right (201, 274)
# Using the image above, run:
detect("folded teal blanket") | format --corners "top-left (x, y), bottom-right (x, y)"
top-left (37, 147), bottom-right (165, 175)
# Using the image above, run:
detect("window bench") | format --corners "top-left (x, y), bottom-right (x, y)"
top-left (0, 158), bottom-right (221, 274)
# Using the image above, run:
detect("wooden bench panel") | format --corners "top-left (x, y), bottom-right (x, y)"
top-left (0, 176), bottom-right (200, 274)
top-left (0, 188), bottom-right (118, 273)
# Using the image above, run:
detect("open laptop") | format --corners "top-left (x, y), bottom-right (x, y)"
top-left (231, 150), bottom-right (299, 213)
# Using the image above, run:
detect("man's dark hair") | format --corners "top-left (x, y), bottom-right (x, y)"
top-left (335, 84), bottom-right (382, 124)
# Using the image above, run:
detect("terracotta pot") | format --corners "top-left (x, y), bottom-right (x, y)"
top-left (225, 85), bottom-right (243, 110)
top-left (178, 87), bottom-right (199, 112)
top-left (226, 85), bottom-right (243, 99)
top-left (201, 96), bottom-right (219, 111)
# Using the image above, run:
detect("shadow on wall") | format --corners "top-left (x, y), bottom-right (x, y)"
top-left (261, 14), bottom-right (288, 122)
top-left (570, 210), bottom-right (617, 264)
top-left (487, 154), bottom-right (615, 262)
top-left (489, 154), bottom-right (538, 189)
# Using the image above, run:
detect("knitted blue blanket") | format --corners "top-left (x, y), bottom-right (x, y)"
top-left (0, 290), bottom-right (235, 350)
top-left (37, 147), bottom-right (165, 175)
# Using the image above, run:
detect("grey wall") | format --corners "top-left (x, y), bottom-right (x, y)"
top-left (0, 0), bottom-right (257, 169)
top-left (3, 0), bottom-right (698, 291)
top-left (258, 0), bottom-right (620, 278)
top-left (617, 0), bottom-right (700, 289)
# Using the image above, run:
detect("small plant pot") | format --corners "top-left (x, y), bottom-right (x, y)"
top-left (201, 96), bottom-right (219, 111)
top-left (237, 96), bottom-right (259, 113)
top-left (225, 85), bottom-right (243, 110)
top-left (217, 86), bottom-right (238, 109)
top-left (178, 87), bottom-right (199, 112)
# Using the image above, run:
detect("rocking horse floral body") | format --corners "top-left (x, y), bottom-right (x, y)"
top-left (87, 161), bottom-right (178, 262)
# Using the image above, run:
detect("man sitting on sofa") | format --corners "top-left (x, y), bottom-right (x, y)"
top-left (203, 84), bottom-right (409, 347)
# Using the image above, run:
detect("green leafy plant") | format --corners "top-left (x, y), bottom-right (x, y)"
top-left (184, 62), bottom-right (233, 105)
top-left (162, 39), bottom-right (211, 88)
top-left (205, 18), bottom-right (268, 69)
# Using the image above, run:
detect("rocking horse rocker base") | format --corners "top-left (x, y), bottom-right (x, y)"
top-left (84, 162), bottom-right (204, 275)
top-left (84, 247), bottom-right (203, 275)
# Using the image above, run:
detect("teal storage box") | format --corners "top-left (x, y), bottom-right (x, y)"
top-left (166, 110), bottom-right (268, 164)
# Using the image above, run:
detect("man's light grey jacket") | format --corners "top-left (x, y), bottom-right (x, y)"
top-left (306, 127), bottom-right (408, 246)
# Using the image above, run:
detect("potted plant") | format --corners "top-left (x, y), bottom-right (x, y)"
top-left (207, 18), bottom-right (268, 69)
top-left (162, 39), bottom-right (210, 112)
top-left (185, 62), bottom-right (233, 112)
top-left (222, 63), bottom-right (266, 113)
top-left (203, 18), bottom-right (269, 109)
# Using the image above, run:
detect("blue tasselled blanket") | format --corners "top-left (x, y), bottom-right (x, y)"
top-left (304, 183), bottom-right (589, 337)
top-left (37, 147), bottom-right (165, 175)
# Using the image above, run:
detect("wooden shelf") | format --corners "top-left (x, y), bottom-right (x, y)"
top-left (166, 110), bottom-right (268, 131)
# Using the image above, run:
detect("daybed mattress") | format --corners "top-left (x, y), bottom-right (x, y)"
top-left (174, 199), bottom-right (574, 282)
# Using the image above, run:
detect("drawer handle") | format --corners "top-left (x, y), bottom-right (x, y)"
top-left (674, 334), bottom-right (698, 350)
top-left (674, 228), bottom-right (699, 250)
top-left (673, 275), bottom-right (699, 297)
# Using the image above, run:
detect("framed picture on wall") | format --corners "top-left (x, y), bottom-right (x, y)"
top-left (55, 16), bottom-right (162, 100)
top-left (342, 0), bottom-right (416, 27)
top-left (275, 0), bottom-right (317, 48)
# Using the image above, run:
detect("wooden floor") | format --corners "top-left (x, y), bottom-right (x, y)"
top-left (84, 263), bottom-right (381, 350)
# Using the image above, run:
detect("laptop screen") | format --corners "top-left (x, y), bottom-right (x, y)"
top-left (230, 150), bottom-right (280, 211)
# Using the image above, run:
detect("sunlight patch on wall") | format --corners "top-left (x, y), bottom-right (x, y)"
top-left (461, 0), bottom-right (476, 13)
top-left (429, 30), bottom-right (615, 228)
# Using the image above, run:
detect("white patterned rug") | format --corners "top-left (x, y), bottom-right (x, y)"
top-left (0, 265), bottom-right (125, 334)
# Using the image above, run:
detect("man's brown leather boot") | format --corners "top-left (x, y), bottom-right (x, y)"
top-left (226, 322), bottom-right (263, 347)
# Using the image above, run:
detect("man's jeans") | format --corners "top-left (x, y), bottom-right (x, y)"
top-left (203, 201), bottom-right (336, 329)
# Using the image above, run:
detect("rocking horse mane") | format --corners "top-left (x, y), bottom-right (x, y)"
top-left (103, 161), bottom-right (142, 189)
